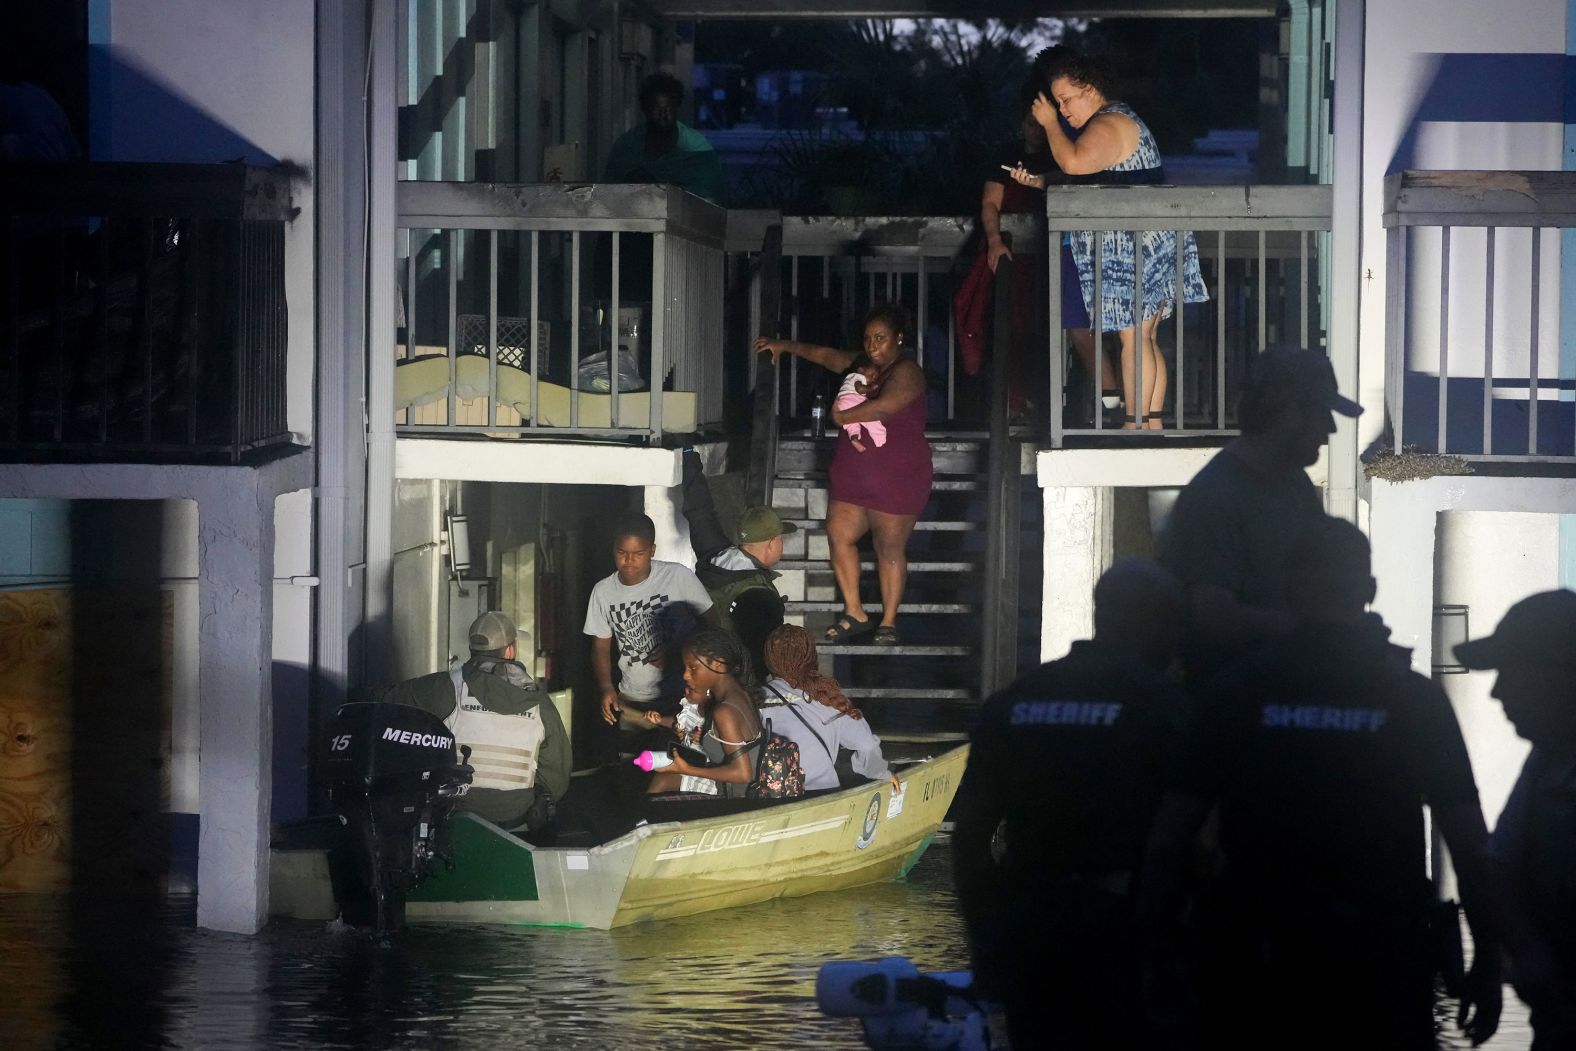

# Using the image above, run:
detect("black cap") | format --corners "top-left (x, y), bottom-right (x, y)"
top-left (1454, 590), bottom-right (1576, 670)
top-left (1242, 347), bottom-right (1363, 417)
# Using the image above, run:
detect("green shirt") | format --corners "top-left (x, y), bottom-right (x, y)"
top-left (602, 121), bottom-right (725, 205)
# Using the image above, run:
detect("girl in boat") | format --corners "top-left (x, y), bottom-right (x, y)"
top-left (761, 624), bottom-right (901, 793)
top-left (644, 629), bottom-right (764, 798)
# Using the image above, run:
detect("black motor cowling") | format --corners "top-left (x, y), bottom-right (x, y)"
top-left (323, 701), bottom-right (473, 932)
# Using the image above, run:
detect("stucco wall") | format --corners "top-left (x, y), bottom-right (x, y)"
top-left (1435, 511), bottom-right (1558, 827)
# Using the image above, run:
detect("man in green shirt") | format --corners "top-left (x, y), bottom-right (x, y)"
top-left (382, 611), bottom-right (570, 835)
top-left (603, 71), bottom-right (724, 205)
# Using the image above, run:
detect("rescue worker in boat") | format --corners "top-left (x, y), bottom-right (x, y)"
top-left (383, 611), bottom-right (571, 835)
top-left (680, 448), bottom-right (795, 679)
top-left (1137, 516), bottom-right (1502, 1050)
top-left (952, 558), bottom-right (1187, 1051)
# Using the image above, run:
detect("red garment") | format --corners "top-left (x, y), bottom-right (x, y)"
top-left (828, 362), bottom-right (933, 516)
top-left (952, 251), bottom-right (994, 377)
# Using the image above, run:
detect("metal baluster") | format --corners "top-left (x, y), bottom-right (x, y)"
top-left (1175, 230), bottom-right (1185, 431)
top-left (1093, 234), bottom-right (1104, 431)
top-left (1438, 227), bottom-right (1450, 455)
top-left (446, 228), bottom-right (457, 428)
top-left (1047, 226), bottom-right (1064, 447)
top-left (1529, 229), bottom-right (1541, 455)
top-left (1133, 230), bottom-right (1145, 429)
top-left (1257, 229), bottom-right (1267, 352)
top-left (489, 229), bottom-right (499, 431)
top-left (610, 230), bottom-right (619, 429)
top-left (1483, 228), bottom-right (1494, 456)
top-left (570, 231), bottom-right (580, 430)
top-left (789, 253), bottom-right (799, 419)
top-left (1215, 231), bottom-right (1226, 429)
top-left (528, 229), bottom-right (546, 431)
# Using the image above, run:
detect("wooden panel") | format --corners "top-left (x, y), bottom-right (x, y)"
top-left (0, 589), bottom-right (172, 893)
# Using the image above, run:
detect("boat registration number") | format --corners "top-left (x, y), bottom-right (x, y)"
top-left (922, 772), bottom-right (952, 803)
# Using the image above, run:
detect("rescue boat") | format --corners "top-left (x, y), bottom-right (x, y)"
top-left (270, 744), bottom-right (966, 929)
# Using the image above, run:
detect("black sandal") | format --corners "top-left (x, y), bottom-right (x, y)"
top-left (824, 614), bottom-right (876, 642)
top-left (872, 626), bottom-right (900, 645)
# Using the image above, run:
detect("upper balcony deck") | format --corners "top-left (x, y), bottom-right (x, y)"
top-left (387, 181), bottom-right (1337, 461)
top-left (0, 162), bottom-right (296, 464)
top-left (1383, 170), bottom-right (1576, 465)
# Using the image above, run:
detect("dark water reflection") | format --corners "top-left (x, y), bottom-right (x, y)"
top-left (0, 839), bottom-right (1533, 1050)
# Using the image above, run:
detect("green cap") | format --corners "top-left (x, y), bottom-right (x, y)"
top-left (736, 506), bottom-right (798, 545)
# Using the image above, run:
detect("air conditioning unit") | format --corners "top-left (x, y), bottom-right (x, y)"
top-left (620, 19), bottom-right (653, 61)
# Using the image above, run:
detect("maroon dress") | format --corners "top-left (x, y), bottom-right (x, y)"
top-left (827, 361), bottom-right (934, 516)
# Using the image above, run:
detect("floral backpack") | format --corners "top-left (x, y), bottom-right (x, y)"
top-left (747, 730), bottom-right (806, 799)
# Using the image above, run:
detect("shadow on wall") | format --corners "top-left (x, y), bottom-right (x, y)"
top-left (86, 45), bottom-right (279, 164)
top-left (1388, 52), bottom-right (1569, 174)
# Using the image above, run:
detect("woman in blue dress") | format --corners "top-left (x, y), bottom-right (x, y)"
top-left (1020, 50), bottom-right (1209, 430)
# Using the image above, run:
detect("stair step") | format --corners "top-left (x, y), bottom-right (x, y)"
top-left (783, 519), bottom-right (980, 532)
top-left (779, 426), bottom-right (990, 441)
top-left (843, 687), bottom-right (975, 700)
top-left (819, 644), bottom-right (974, 656)
top-left (777, 559), bottom-right (979, 573)
top-left (769, 476), bottom-right (980, 491)
top-left (778, 438), bottom-right (985, 452)
top-left (786, 601), bottom-right (976, 614)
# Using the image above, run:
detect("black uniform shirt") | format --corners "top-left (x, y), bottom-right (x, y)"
top-left (1173, 619), bottom-right (1479, 914)
top-left (962, 638), bottom-right (1188, 886)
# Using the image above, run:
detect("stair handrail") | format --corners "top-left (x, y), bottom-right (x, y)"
top-left (979, 253), bottom-right (1021, 699)
top-left (747, 222), bottom-right (785, 507)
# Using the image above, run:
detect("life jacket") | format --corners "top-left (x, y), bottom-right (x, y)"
top-left (445, 663), bottom-right (546, 792)
top-left (696, 557), bottom-right (783, 636)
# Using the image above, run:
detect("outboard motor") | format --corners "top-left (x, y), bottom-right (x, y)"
top-left (322, 701), bottom-right (473, 932)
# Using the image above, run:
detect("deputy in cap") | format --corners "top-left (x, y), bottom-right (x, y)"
top-left (677, 450), bottom-right (797, 677)
top-left (1141, 516), bottom-right (1501, 1049)
top-left (1157, 346), bottom-right (1364, 680)
top-left (1456, 590), bottom-right (1576, 1047)
top-left (380, 611), bottom-right (570, 836)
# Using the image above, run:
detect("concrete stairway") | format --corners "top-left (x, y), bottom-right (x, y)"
top-left (765, 431), bottom-right (1030, 744)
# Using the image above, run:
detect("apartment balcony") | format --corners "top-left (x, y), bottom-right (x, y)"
top-left (1383, 170), bottom-right (1576, 463)
top-left (393, 182), bottom-right (726, 445)
top-left (388, 181), bottom-right (1338, 471)
top-left (0, 163), bottom-right (296, 463)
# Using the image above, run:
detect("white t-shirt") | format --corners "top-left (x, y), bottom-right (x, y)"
top-left (583, 559), bottom-right (713, 702)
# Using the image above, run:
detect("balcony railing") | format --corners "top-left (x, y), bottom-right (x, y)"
top-left (730, 212), bottom-right (1044, 427)
top-left (1383, 170), bottom-right (1576, 461)
top-left (1044, 184), bottom-right (1333, 447)
top-left (0, 163), bottom-right (294, 462)
top-left (394, 182), bottom-right (726, 441)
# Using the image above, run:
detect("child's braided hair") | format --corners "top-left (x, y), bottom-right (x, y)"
top-left (762, 624), bottom-right (864, 720)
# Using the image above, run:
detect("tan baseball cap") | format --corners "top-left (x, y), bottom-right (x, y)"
top-left (468, 611), bottom-right (517, 652)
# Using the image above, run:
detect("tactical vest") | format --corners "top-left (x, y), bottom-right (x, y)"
top-left (708, 569), bottom-right (783, 635)
top-left (446, 665), bottom-right (545, 791)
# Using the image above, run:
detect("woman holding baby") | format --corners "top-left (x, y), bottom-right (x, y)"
top-left (754, 303), bottom-right (933, 646)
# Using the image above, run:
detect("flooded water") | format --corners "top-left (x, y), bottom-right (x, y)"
top-left (0, 839), bottom-right (1534, 1050)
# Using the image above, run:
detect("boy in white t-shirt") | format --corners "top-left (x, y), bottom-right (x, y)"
top-left (584, 511), bottom-right (713, 731)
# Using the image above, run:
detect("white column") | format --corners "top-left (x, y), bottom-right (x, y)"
top-left (1041, 486), bottom-right (1112, 662)
top-left (644, 483), bottom-right (693, 570)
top-left (1367, 478), bottom-right (1439, 676)
top-left (195, 476), bottom-right (276, 933)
